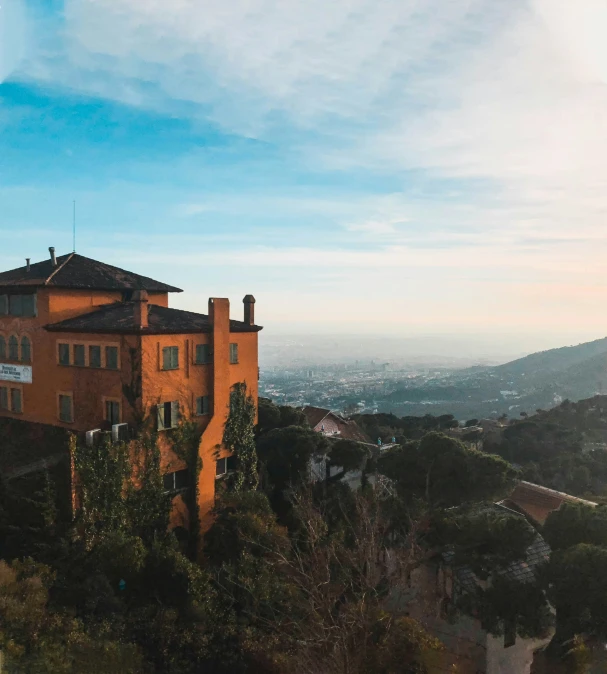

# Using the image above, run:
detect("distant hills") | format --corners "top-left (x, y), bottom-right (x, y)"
top-left (382, 336), bottom-right (607, 420)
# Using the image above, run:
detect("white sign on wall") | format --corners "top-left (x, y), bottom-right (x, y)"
top-left (0, 363), bottom-right (33, 384)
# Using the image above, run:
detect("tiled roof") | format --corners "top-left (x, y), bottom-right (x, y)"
top-left (301, 406), bottom-right (332, 428)
top-left (444, 504), bottom-right (550, 593)
top-left (0, 253), bottom-right (182, 293)
top-left (45, 302), bottom-right (262, 334)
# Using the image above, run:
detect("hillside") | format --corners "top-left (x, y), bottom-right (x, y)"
top-left (382, 336), bottom-right (607, 420)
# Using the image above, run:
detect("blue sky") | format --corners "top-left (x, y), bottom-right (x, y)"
top-left (2, 0), bottom-right (607, 354)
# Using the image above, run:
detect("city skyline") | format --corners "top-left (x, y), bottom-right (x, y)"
top-left (2, 1), bottom-right (607, 349)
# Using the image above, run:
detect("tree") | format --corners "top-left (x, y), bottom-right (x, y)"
top-left (257, 398), bottom-right (308, 435)
top-left (378, 432), bottom-right (517, 508)
top-left (543, 503), bottom-right (607, 552)
top-left (548, 544), bottom-right (607, 647)
top-left (0, 559), bottom-right (143, 673)
top-left (257, 425), bottom-right (330, 493)
top-left (224, 383), bottom-right (259, 492)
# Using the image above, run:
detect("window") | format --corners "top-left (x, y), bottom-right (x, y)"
top-left (0, 336), bottom-right (5, 359)
top-left (106, 400), bottom-right (121, 425)
top-left (58, 343), bottom-right (70, 366)
top-left (216, 455), bottom-right (237, 477)
top-left (0, 295), bottom-right (6, 315)
top-left (89, 345), bottom-right (102, 368)
top-left (157, 401), bottom-right (179, 430)
top-left (229, 343), bottom-right (239, 364)
top-left (9, 295), bottom-right (23, 317)
top-left (59, 394), bottom-right (73, 423)
top-left (105, 346), bottom-right (119, 370)
top-left (8, 336), bottom-right (18, 360)
top-left (0, 387), bottom-right (8, 410)
top-left (10, 388), bottom-right (22, 414)
top-left (21, 295), bottom-right (36, 317)
top-left (196, 395), bottom-right (210, 416)
top-left (163, 469), bottom-right (189, 492)
top-left (195, 343), bottom-right (211, 364)
top-left (20, 336), bottom-right (31, 363)
top-left (73, 344), bottom-right (85, 367)
top-left (162, 346), bottom-right (179, 370)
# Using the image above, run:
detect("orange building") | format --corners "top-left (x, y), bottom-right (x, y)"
top-left (0, 247), bottom-right (261, 531)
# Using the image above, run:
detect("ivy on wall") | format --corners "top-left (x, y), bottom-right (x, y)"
top-left (223, 383), bottom-right (258, 492)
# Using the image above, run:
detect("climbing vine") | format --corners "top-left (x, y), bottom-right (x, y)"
top-left (171, 419), bottom-right (203, 559)
top-left (72, 430), bottom-right (171, 549)
top-left (223, 383), bottom-right (258, 492)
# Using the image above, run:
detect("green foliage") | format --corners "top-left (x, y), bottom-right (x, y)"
top-left (223, 383), bottom-right (259, 492)
top-left (73, 431), bottom-right (172, 548)
top-left (549, 544), bottom-right (607, 644)
top-left (329, 439), bottom-right (371, 475)
top-left (257, 425), bottom-right (330, 491)
top-left (378, 432), bottom-right (517, 508)
top-left (0, 559), bottom-right (143, 673)
top-left (171, 418), bottom-right (203, 558)
top-left (543, 503), bottom-right (607, 551)
top-left (257, 397), bottom-right (308, 435)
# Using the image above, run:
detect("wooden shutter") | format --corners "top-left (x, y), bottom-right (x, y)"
top-left (157, 404), bottom-right (165, 431)
top-left (171, 401), bottom-right (180, 428)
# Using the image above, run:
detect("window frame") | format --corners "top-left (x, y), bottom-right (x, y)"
top-left (0, 386), bottom-right (8, 411)
top-left (215, 455), bottom-right (237, 478)
top-left (8, 335), bottom-right (19, 361)
top-left (58, 343), bottom-right (71, 366)
top-left (10, 387), bottom-right (23, 414)
top-left (73, 344), bottom-right (86, 367)
top-left (195, 395), bottom-right (211, 416)
top-left (194, 343), bottom-right (211, 365)
top-left (157, 400), bottom-right (179, 430)
top-left (163, 469), bottom-right (189, 493)
top-left (20, 335), bottom-right (32, 363)
top-left (0, 335), bottom-right (6, 359)
top-left (89, 345), bottom-right (102, 369)
top-left (58, 392), bottom-right (74, 424)
top-left (162, 346), bottom-right (179, 371)
top-left (105, 346), bottom-right (119, 370)
top-left (103, 397), bottom-right (121, 426)
top-left (229, 342), bottom-right (239, 364)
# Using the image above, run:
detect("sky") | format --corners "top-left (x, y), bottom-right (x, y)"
top-left (2, 0), bottom-right (607, 358)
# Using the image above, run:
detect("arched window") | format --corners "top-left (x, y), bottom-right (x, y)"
top-left (20, 336), bottom-right (31, 363)
top-left (8, 336), bottom-right (18, 360)
top-left (0, 335), bottom-right (5, 359)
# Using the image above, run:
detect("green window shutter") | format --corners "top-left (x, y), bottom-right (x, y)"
top-left (0, 387), bottom-right (8, 410)
top-left (157, 404), bottom-right (166, 431)
top-left (74, 344), bottom-right (85, 367)
top-left (171, 401), bottom-right (180, 428)
top-left (229, 343), bottom-right (238, 364)
top-left (9, 296), bottom-right (23, 317)
top-left (8, 336), bottom-right (18, 360)
top-left (10, 389), bottom-right (22, 413)
top-left (195, 344), bottom-right (210, 364)
top-left (105, 346), bottom-right (118, 370)
top-left (58, 343), bottom-right (70, 365)
top-left (20, 337), bottom-right (31, 363)
top-left (59, 395), bottom-right (73, 423)
top-left (0, 336), bottom-right (5, 359)
top-left (172, 347), bottom-right (179, 369)
top-left (22, 294), bottom-right (36, 317)
top-left (89, 345), bottom-right (101, 368)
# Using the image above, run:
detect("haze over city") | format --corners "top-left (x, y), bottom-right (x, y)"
top-left (2, 0), bottom-right (607, 356)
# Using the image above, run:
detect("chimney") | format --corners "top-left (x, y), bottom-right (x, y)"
top-left (133, 290), bottom-right (149, 329)
top-left (49, 247), bottom-right (57, 267)
top-left (26, 258), bottom-right (31, 272)
top-left (243, 294), bottom-right (256, 325)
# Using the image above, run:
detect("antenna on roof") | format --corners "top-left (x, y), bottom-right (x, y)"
top-left (73, 200), bottom-right (76, 253)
